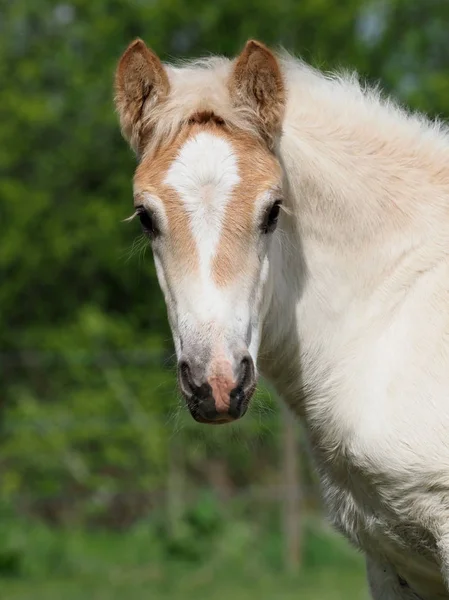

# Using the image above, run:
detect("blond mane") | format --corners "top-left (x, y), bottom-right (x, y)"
top-left (142, 50), bottom-right (449, 174)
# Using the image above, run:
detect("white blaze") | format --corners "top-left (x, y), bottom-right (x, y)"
top-left (164, 131), bottom-right (240, 281)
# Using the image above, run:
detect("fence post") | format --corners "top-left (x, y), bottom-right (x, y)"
top-left (167, 432), bottom-right (185, 539)
top-left (281, 400), bottom-right (302, 572)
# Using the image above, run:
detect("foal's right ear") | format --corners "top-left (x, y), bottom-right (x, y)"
top-left (114, 39), bottom-right (170, 156)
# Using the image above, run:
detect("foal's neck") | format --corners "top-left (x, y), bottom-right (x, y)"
top-left (260, 63), bottom-right (449, 399)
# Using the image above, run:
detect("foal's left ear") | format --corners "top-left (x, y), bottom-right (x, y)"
top-left (229, 40), bottom-right (285, 148)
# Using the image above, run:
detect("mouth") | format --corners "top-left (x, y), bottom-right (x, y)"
top-left (186, 392), bottom-right (252, 425)
top-left (194, 415), bottom-right (236, 425)
top-left (190, 404), bottom-right (250, 425)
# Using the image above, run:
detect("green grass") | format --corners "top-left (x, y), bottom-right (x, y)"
top-left (0, 566), bottom-right (368, 600)
top-left (0, 503), bottom-right (368, 599)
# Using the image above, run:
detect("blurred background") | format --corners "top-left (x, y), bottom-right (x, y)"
top-left (1, 1), bottom-right (448, 598)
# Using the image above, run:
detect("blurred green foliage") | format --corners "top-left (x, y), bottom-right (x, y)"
top-left (0, 494), bottom-right (366, 598)
top-left (1, 1), bottom-right (449, 589)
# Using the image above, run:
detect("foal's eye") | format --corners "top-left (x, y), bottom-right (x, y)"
top-left (136, 206), bottom-right (159, 237)
top-left (262, 200), bottom-right (282, 234)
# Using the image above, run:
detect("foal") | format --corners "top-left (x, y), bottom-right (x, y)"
top-left (114, 38), bottom-right (449, 599)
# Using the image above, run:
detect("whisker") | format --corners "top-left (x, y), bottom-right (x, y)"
top-left (122, 211), bottom-right (139, 223)
top-left (121, 234), bottom-right (149, 263)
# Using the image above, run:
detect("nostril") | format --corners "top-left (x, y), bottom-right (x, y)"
top-left (178, 360), bottom-right (195, 396)
top-left (237, 354), bottom-right (255, 392)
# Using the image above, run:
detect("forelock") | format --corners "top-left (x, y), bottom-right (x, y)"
top-left (139, 55), bottom-right (262, 158)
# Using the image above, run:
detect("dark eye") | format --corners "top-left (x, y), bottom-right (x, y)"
top-left (136, 206), bottom-right (159, 237)
top-left (262, 200), bottom-right (282, 234)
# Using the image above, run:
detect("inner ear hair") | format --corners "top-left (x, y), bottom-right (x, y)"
top-left (229, 40), bottom-right (285, 148)
top-left (114, 38), bottom-right (170, 156)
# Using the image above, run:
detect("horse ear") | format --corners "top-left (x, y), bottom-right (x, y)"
top-left (229, 40), bottom-right (285, 148)
top-left (114, 39), bottom-right (170, 155)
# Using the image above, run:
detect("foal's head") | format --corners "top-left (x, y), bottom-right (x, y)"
top-left (115, 39), bottom-right (285, 424)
